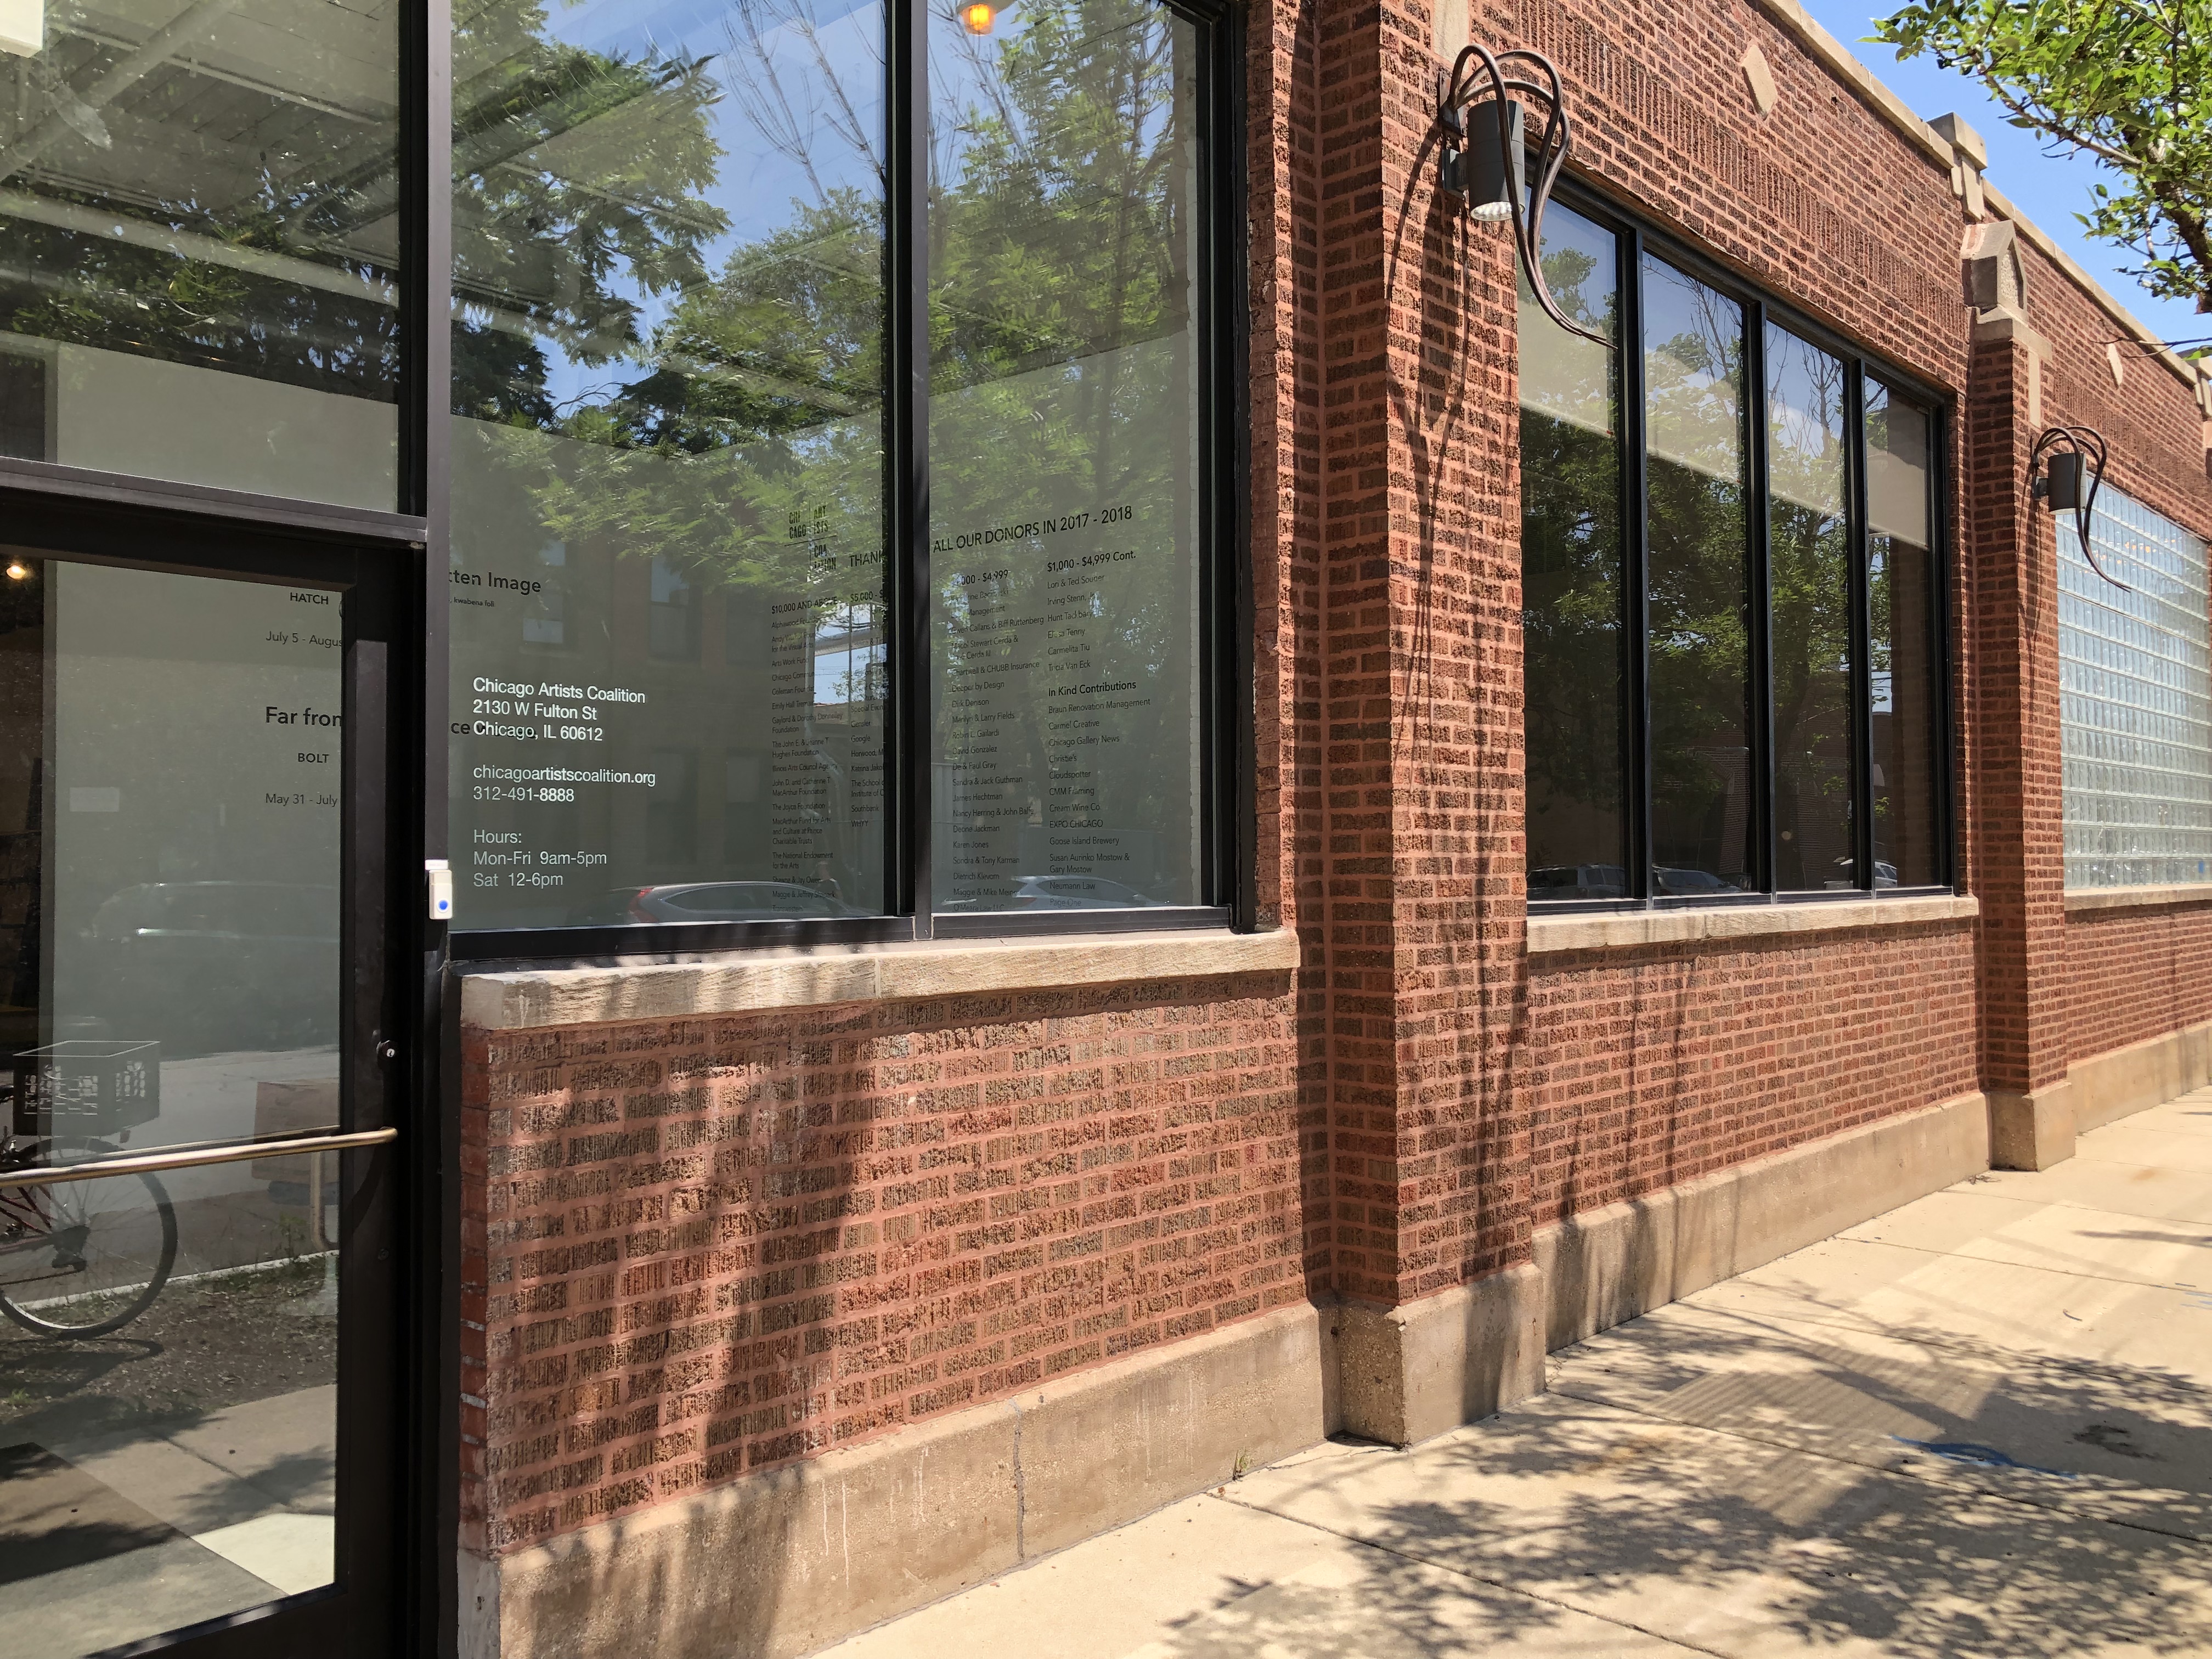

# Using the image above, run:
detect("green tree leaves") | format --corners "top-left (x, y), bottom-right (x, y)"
top-left (1872, 0), bottom-right (2212, 320)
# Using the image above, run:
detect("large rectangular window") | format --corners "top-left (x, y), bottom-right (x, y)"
top-left (1866, 383), bottom-right (1944, 888)
top-left (2060, 484), bottom-right (2212, 887)
top-left (1767, 327), bottom-right (1853, 891)
top-left (445, 0), bottom-right (1229, 937)
top-left (1521, 212), bottom-right (1626, 901)
top-left (1644, 257), bottom-right (1752, 897)
top-left (1520, 201), bottom-right (1950, 907)
top-left (0, 1), bottom-right (403, 507)
top-left (927, 0), bottom-right (1204, 913)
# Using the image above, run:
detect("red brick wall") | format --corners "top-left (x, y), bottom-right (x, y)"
top-left (458, 977), bottom-right (1301, 1553)
top-left (1965, 330), bottom-right (2061, 1094)
top-left (1515, 0), bottom-right (1968, 392)
top-left (1522, 922), bottom-right (1980, 1228)
top-left (1490, 0), bottom-right (1998, 1207)
top-left (2019, 234), bottom-right (2212, 544)
top-left (450, 0), bottom-right (2212, 1578)
top-left (1993, 230), bottom-right (2212, 1081)
top-left (2067, 904), bottom-right (2212, 1064)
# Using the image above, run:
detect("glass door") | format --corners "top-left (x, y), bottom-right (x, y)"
top-left (0, 540), bottom-right (399, 1658)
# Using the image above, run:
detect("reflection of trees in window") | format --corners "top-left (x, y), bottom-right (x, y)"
top-left (1767, 329), bottom-right (1853, 891)
top-left (1519, 211), bottom-right (1625, 895)
top-left (1644, 259), bottom-right (1751, 890)
top-left (1522, 212), bottom-right (1949, 907)
top-left (927, 0), bottom-right (1199, 901)
top-left (451, 0), bottom-right (888, 627)
top-left (449, 0), bottom-right (893, 916)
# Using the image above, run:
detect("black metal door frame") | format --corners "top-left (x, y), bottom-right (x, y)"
top-left (0, 477), bottom-right (427, 1659)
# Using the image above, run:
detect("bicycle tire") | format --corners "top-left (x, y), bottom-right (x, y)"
top-left (0, 1166), bottom-right (178, 1339)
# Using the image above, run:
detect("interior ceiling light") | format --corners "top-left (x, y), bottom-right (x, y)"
top-left (959, 2), bottom-right (995, 33)
top-left (2032, 424), bottom-right (2123, 588)
top-left (1435, 43), bottom-right (1604, 347)
top-left (5, 562), bottom-right (29, 581)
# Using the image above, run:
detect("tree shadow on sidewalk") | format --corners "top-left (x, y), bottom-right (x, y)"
top-left (1149, 1310), bottom-right (2212, 1657)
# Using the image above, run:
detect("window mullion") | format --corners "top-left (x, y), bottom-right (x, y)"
top-left (1747, 302), bottom-right (1774, 896)
top-left (1623, 227), bottom-right (1652, 905)
top-left (1933, 407), bottom-right (1959, 889)
top-left (411, 0), bottom-right (453, 868)
top-left (891, 0), bottom-right (932, 928)
top-left (1848, 358), bottom-right (1876, 891)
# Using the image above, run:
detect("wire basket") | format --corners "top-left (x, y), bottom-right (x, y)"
top-left (12, 1040), bottom-right (161, 1138)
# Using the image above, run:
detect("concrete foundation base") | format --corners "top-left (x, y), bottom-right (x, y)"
top-left (1533, 1090), bottom-right (1994, 1352)
top-left (461, 1302), bottom-right (1329, 1659)
top-left (460, 1051), bottom-right (2212, 1658)
top-left (1989, 1082), bottom-right (2077, 1170)
top-left (2068, 1015), bottom-right (2212, 1133)
top-left (1334, 1263), bottom-right (1546, 1447)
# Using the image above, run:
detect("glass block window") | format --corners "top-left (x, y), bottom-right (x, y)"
top-left (2060, 484), bottom-right (2212, 887)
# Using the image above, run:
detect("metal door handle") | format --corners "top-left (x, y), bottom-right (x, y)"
top-left (0, 1126), bottom-right (399, 1191)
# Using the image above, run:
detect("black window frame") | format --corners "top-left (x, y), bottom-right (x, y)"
top-left (1525, 180), bottom-right (1957, 916)
top-left (433, 0), bottom-right (1252, 963)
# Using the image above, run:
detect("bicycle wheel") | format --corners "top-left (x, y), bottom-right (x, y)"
top-left (0, 1155), bottom-right (178, 1338)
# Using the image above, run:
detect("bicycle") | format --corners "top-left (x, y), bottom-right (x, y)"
top-left (0, 1132), bottom-right (178, 1338)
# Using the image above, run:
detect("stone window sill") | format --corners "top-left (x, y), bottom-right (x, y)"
top-left (457, 927), bottom-right (1301, 1030)
top-left (1528, 894), bottom-right (1980, 957)
top-left (2064, 883), bottom-right (2212, 915)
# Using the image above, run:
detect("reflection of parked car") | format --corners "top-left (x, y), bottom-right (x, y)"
top-left (1003, 876), bottom-right (1159, 910)
top-left (1653, 867), bottom-right (1743, 896)
top-left (83, 882), bottom-right (338, 1052)
top-left (1528, 865), bottom-right (1628, 900)
top-left (613, 882), bottom-right (853, 924)
top-left (1833, 857), bottom-right (1901, 889)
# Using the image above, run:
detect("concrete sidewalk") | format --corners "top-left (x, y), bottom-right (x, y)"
top-left (822, 1091), bottom-right (2212, 1658)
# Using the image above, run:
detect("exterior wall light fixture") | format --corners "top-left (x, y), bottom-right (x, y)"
top-left (1435, 43), bottom-right (1604, 345)
top-left (2032, 424), bottom-right (2124, 589)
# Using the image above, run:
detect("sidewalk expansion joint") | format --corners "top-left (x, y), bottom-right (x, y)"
top-left (1202, 1488), bottom-right (1740, 1659)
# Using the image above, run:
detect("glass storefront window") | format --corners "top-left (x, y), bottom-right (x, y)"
top-left (447, 0), bottom-right (889, 930)
top-left (1520, 204), bottom-right (1627, 904)
top-left (1520, 206), bottom-right (1950, 907)
top-left (1644, 256), bottom-right (1752, 896)
top-left (1767, 326), bottom-right (1854, 891)
top-left (443, 0), bottom-right (1228, 935)
top-left (1865, 383), bottom-right (1943, 889)
top-left (927, 0), bottom-right (1205, 914)
top-left (0, 0), bottom-right (402, 507)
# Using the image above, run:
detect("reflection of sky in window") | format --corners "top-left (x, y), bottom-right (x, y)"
top-left (814, 603), bottom-right (881, 703)
top-left (1643, 258), bottom-right (1742, 482)
top-left (511, 0), bottom-right (887, 413)
top-left (650, 556), bottom-right (692, 606)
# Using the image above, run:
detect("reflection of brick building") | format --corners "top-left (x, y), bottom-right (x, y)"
top-left (450, 7), bottom-right (2212, 1659)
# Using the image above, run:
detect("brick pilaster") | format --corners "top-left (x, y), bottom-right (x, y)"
top-left (1314, 0), bottom-right (1530, 1317)
top-left (1965, 320), bottom-right (2071, 1151)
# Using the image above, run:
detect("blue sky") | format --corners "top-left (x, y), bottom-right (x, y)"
top-left (1799, 1), bottom-right (2205, 349)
